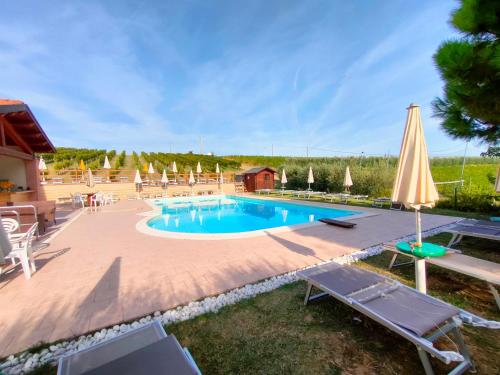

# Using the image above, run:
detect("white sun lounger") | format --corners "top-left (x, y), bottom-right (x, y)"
top-left (445, 219), bottom-right (500, 247)
top-left (298, 262), bottom-right (500, 375)
top-left (384, 243), bottom-right (500, 310)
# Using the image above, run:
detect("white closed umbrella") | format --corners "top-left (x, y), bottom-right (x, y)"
top-left (495, 166), bottom-right (500, 193)
top-left (196, 162), bottom-right (202, 182)
top-left (219, 171), bottom-right (224, 193)
top-left (344, 167), bottom-right (353, 191)
top-left (392, 103), bottom-right (440, 293)
top-left (134, 169), bottom-right (143, 194)
top-left (134, 169), bottom-right (143, 184)
top-left (103, 156), bottom-right (111, 169)
top-left (307, 167), bottom-right (314, 190)
top-left (215, 163), bottom-right (220, 174)
top-left (38, 157), bottom-right (47, 182)
top-left (161, 169), bottom-right (168, 193)
top-left (87, 168), bottom-right (95, 188)
top-left (148, 162), bottom-right (155, 174)
top-left (103, 156), bottom-right (111, 182)
top-left (172, 161), bottom-right (178, 182)
top-left (161, 169), bottom-right (168, 184)
top-left (281, 169), bottom-right (287, 190)
top-left (189, 169), bottom-right (196, 195)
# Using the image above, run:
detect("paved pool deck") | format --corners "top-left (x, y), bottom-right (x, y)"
top-left (0, 198), bottom-right (458, 356)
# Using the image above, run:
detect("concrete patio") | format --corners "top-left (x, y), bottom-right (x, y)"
top-left (0, 199), bottom-right (458, 357)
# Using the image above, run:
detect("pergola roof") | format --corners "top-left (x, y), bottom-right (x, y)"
top-left (0, 99), bottom-right (55, 154)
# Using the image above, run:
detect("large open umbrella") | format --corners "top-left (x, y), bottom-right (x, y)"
top-left (172, 161), bottom-right (178, 182)
top-left (103, 155), bottom-right (111, 182)
top-left (307, 167), bottom-right (314, 190)
top-left (392, 103), bottom-right (441, 293)
top-left (196, 162), bottom-right (202, 182)
top-left (344, 167), bottom-right (353, 192)
top-left (189, 169), bottom-right (196, 195)
top-left (38, 157), bottom-right (47, 182)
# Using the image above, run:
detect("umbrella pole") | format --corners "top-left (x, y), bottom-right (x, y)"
top-left (414, 209), bottom-right (427, 294)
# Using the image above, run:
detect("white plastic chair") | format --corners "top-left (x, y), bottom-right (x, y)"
top-left (4, 222), bottom-right (38, 280)
top-left (72, 192), bottom-right (85, 208)
top-left (90, 192), bottom-right (105, 211)
top-left (2, 218), bottom-right (20, 235)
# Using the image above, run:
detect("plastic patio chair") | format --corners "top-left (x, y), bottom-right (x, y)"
top-left (4, 222), bottom-right (38, 280)
top-left (72, 193), bottom-right (85, 208)
top-left (1, 217), bottom-right (20, 235)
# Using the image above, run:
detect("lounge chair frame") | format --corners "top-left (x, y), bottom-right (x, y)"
top-left (384, 243), bottom-right (500, 310)
top-left (298, 264), bottom-right (499, 375)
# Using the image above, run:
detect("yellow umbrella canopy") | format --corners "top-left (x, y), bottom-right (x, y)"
top-left (392, 103), bottom-right (441, 294)
top-left (392, 103), bottom-right (439, 210)
top-left (343, 167), bottom-right (353, 190)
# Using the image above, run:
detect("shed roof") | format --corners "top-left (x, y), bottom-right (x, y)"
top-left (0, 99), bottom-right (56, 153)
top-left (242, 167), bottom-right (276, 174)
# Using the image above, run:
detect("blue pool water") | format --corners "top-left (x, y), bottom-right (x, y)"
top-left (147, 195), bottom-right (360, 234)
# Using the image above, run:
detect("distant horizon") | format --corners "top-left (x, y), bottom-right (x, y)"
top-left (0, 0), bottom-right (487, 157)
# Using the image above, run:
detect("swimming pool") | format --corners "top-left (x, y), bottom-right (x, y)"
top-left (145, 195), bottom-right (361, 235)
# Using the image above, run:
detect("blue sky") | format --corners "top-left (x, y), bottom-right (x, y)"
top-left (0, 0), bottom-right (483, 156)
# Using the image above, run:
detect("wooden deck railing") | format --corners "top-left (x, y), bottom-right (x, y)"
top-left (40, 169), bottom-right (236, 185)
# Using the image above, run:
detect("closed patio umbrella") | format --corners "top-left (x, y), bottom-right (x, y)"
top-left (80, 159), bottom-right (86, 180)
top-left (216, 163), bottom-right (220, 182)
top-left (148, 162), bottom-right (155, 174)
top-left (103, 156), bottom-right (111, 182)
top-left (134, 169), bottom-right (143, 193)
top-left (307, 167), bottom-right (314, 190)
top-left (172, 161), bottom-right (178, 182)
top-left (196, 162), bottom-right (202, 182)
top-left (281, 169), bottom-right (287, 190)
top-left (0, 223), bottom-right (12, 265)
top-left (344, 167), bottom-right (353, 192)
top-left (189, 169), bottom-right (196, 195)
top-left (219, 171), bottom-right (224, 193)
top-left (87, 168), bottom-right (95, 188)
top-left (161, 169), bottom-right (168, 184)
top-left (392, 103), bottom-right (440, 294)
top-left (38, 157), bottom-right (47, 182)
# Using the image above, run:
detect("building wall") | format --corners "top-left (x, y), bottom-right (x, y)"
top-left (255, 171), bottom-right (274, 190)
top-left (39, 182), bottom-right (236, 201)
top-left (0, 155), bottom-right (28, 188)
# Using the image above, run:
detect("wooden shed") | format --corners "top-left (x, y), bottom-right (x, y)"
top-left (242, 167), bottom-right (276, 192)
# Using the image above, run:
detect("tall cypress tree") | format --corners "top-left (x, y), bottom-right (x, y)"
top-left (432, 0), bottom-right (499, 145)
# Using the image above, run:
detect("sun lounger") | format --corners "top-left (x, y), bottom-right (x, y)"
top-left (298, 262), bottom-right (500, 375)
top-left (446, 222), bottom-right (500, 247)
top-left (372, 197), bottom-right (403, 210)
top-left (324, 193), bottom-right (350, 203)
top-left (384, 242), bottom-right (500, 310)
top-left (318, 218), bottom-right (356, 228)
top-left (57, 321), bottom-right (201, 375)
top-left (256, 189), bottom-right (272, 195)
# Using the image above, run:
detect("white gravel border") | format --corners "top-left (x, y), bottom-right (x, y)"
top-left (0, 224), bottom-right (453, 374)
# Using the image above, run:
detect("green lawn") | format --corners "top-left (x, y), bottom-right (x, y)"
top-left (25, 232), bottom-right (499, 375)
